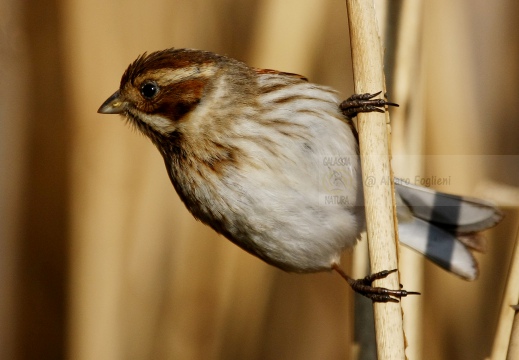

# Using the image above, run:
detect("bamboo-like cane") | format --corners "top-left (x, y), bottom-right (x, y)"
top-left (345, 1), bottom-right (406, 358)
top-left (508, 313), bottom-right (519, 360)
top-left (489, 227), bottom-right (519, 360)
top-left (388, 1), bottom-right (425, 359)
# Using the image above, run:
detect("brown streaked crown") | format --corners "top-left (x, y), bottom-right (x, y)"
top-left (120, 48), bottom-right (225, 88)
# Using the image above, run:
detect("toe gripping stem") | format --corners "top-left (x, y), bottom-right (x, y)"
top-left (332, 264), bottom-right (420, 303)
top-left (340, 91), bottom-right (398, 119)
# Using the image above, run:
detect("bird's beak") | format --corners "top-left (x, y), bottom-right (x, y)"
top-left (97, 90), bottom-right (127, 114)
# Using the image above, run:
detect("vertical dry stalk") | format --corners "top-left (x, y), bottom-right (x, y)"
top-left (508, 314), bottom-right (519, 360)
top-left (388, 1), bottom-right (425, 359)
top-left (345, 0), bottom-right (405, 358)
top-left (490, 227), bottom-right (519, 360)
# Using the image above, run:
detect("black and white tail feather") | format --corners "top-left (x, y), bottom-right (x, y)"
top-left (341, 93), bottom-right (503, 281)
top-left (395, 180), bottom-right (503, 280)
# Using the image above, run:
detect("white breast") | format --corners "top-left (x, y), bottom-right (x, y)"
top-left (199, 79), bottom-right (365, 272)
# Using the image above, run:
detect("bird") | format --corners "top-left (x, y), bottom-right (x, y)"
top-left (98, 48), bottom-right (503, 302)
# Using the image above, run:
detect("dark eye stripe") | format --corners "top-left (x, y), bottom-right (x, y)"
top-left (152, 79), bottom-right (206, 120)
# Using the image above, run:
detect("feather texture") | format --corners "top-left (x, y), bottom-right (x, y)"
top-left (98, 48), bottom-right (503, 281)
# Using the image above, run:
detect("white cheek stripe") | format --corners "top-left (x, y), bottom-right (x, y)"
top-left (131, 110), bottom-right (176, 134)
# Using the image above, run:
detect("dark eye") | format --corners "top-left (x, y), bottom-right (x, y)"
top-left (140, 81), bottom-right (159, 99)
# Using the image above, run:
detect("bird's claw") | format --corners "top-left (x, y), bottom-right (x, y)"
top-left (340, 91), bottom-right (398, 119)
top-left (333, 265), bottom-right (420, 303)
top-left (349, 269), bottom-right (420, 303)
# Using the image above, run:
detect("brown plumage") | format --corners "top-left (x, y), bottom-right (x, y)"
top-left (98, 48), bottom-right (502, 302)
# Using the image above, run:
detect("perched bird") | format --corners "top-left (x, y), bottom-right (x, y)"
top-left (98, 48), bottom-right (503, 302)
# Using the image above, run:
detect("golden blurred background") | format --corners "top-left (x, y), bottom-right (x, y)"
top-left (1, 0), bottom-right (519, 359)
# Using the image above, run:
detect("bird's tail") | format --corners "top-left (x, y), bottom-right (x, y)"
top-left (395, 180), bottom-right (503, 280)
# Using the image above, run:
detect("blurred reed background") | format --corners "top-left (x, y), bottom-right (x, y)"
top-left (1, 0), bottom-right (518, 359)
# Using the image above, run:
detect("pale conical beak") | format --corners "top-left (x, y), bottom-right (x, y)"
top-left (97, 90), bottom-right (127, 114)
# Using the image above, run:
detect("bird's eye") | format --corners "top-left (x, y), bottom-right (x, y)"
top-left (140, 81), bottom-right (159, 99)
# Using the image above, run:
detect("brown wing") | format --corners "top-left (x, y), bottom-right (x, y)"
top-left (253, 68), bottom-right (308, 82)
